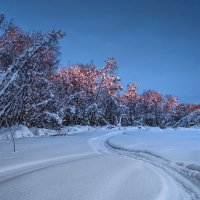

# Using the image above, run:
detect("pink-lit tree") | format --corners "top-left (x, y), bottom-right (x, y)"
top-left (0, 14), bottom-right (64, 128)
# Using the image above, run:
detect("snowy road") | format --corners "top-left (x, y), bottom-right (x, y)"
top-left (0, 129), bottom-right (200, 200)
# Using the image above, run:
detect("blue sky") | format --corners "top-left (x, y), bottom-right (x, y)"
top-left (1, 0), bottom-right (200, 103)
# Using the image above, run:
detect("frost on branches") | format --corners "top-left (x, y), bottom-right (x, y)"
top-left (0, 13), bottom-right (199, 129)
top-left (0, 14), bottom-right (64, 129)
top-left (51, 58), bottom-right (122, 126)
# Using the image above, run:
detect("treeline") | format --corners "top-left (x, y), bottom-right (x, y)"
top-left (0, 14), bottom-right (200, 129)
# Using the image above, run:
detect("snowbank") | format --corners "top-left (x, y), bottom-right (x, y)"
top-left (61, 126), bottom-right (95, 135)
top-left (0, 124), bottom-right (199, 140)
top-left (0, 125), bottom-right (96, 139)
top-left (0, 125), bottom-right (34, 139)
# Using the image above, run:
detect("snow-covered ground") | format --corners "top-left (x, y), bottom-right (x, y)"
top-left (0, 126), bottom-right (200, 200)
top-left (107, 127), bottom-right (200, 166)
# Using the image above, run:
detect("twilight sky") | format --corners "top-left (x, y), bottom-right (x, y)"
top-left (1, 0), bottom-right (200, 103)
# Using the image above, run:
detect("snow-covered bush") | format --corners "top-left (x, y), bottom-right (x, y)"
top-left (175, 109), bottom-right (200, 128)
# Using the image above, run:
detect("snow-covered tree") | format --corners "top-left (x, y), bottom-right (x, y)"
top-left (123, 83), bottom-right (138, 125)
top-left (1, 13), bottom-right (200, 129)
top-left (136, 90), bottom-right (163, 127)
top-left (0, 14), bottom-right (64, 128)
top-left (160, 95), bottom-right (179, 128)
top-left (175, 109), bottom-right (200, 128)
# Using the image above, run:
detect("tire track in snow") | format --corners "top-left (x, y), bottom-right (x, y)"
top-left (90, 132), bottom-right (200, 200)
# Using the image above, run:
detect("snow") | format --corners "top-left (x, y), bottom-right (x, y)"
top-left (107, 127), bottom-right (200, 165)
top-left (44, 111), bottom-right (63, 126)
top-left (0, 125), bottom-right (34, 139)
top-left (0, 125), bottom-right (95, 139)
top-left (0, 126), bottom-right (200, 200)
top-left (175, 109), bottom-right (200, 127)
top-left (61, 125), bottom-right (95, 135)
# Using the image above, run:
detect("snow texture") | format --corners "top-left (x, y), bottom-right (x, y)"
top-left (0, 126), bottom-right (200, 200)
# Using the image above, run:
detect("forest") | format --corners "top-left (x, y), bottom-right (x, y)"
top-left (0, 13), bottom-right (200, 129)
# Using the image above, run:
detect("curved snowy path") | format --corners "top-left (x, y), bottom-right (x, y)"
top-left (0, 131), bottom-right (198, 200)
